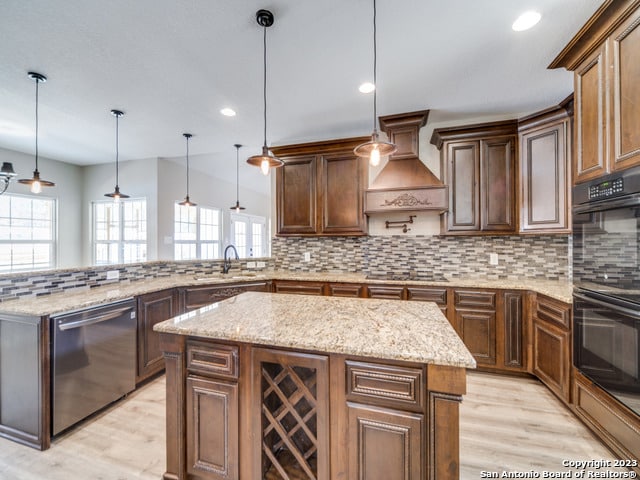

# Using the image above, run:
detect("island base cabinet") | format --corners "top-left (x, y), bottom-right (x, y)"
top-left (347, 403), bottom-right (423, 480)
top-left (186, 376), bottom-right (238, 480)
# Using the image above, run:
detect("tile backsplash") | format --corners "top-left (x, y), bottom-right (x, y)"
top-left (0, 258), bottom-right (274, 303)
top-left (272, 235), bottom-right (570, 281)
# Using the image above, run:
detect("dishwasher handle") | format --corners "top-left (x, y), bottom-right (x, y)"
top-left (57, 306), bottom-right (135, 331)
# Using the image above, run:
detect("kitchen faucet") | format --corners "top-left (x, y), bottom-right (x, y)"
top-left (222, 245), bottom-right (239, 274)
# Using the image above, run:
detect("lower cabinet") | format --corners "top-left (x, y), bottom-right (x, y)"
top-left (532, 294), bottom-right (572, 403)
top-left (367, 284), bottom-right (405, 300)
top-left (180, 281), bottom-right (271, 312)
top-left (186, 376), bottom-right (238, 480)
top-left (347, 403), bottom-right (423, 480)
top-left (452, 290), bottom-right (498, 367)
top-left (406, 286), bottom-right (448, 316)
top-left (137, 289), bottom-right (179, 383)
top-left (273, 280), bottom-right (326, 296)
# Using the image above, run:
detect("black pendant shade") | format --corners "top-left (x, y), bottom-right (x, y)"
top-left (105, 109), bottom-right (129, 200)
top-left (18, 72), bottom-right (56, 193)
top-left (353, 0), bottom-right (396, 166)
top-left (178, 133), bottom-right (196, 207)
top-left (230, 143), bottom-right (246, 212)
top-left (247, 9), bottom-right (283, 176)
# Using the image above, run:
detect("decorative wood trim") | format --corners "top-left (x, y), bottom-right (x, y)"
top-left (504, 293), bottom-right (524, 369)
top-left (430, 119), bottom-right (518, 149)
top-left (270, 136), bottom-right (371, 157)
top-left (428, 392), bottom-right (463, 480)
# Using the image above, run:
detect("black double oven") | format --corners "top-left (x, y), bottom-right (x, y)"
top-left (572, 165), bottom-right (640, 416)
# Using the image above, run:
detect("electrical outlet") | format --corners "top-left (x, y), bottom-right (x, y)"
top-left (256, 261), bottom-right (266, 268)
top-left (489, 253), bottom-right (499, 266)
top-left (304, 252), bottom-right (311, 262)
top-left (106, 270), bottom-right (120, 280)
top-left (246, 261), bottom-right (256, 269)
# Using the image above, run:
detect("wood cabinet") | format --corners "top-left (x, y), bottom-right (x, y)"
top-left (273, 280), bottom-right (326, 296)
top-left (179, 281), bottom-right (271, 312)
top-left (367, 284), bottom-right (405, 300)
top-left (136, 289), bottom-right (179, 383)
top-left (406, 286), bottom-right (448, 316)
top-left (550, 2), bottom-right (640, 182)
top-left (272, 137), bottom-right (370, 236)
top-left (327, 283), bottom-right (365, 297)
top-left (431, 121), bottom-right (517, 234)
top-left (518, 101), bottom-right (572, 233)
top-left (452, 289), bottom-right (497, 367)
top-left (531, 294), bottom-right (572, 404)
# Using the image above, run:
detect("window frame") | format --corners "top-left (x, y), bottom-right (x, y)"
top-left (230, 212), bottom-right (267, 258)
top-left (173, 203), bottom-right (222, 260)
top-left (0, 193), bottom-right (57, 273)
top-left (92, 198), bottom-right (148, 266)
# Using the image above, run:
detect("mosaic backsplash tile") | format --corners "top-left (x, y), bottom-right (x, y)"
top-left (272, 235), bottom-right (570, 281)
top-left (0, 258), bottom-right (275, 303)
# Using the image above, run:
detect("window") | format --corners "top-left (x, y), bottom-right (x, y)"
top-left (0, 194), bottom-right (56, 272)
top-left (93, 199), bottom-right (147, 265)
top-left (174, 204), bottom-right (221, 260)
top-left (230, 213), bottom-right (267, 258)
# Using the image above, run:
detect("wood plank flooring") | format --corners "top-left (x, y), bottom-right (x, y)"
top-left (0, 372), bottom-right (627, 480)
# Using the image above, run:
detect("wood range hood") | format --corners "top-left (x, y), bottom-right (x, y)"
top-left (365, 110), bottom-right (448, 214)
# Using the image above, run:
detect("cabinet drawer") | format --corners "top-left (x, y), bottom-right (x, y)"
top-left (345, 360), bottom-right (424, 411)
top-left (535, 294), bottom-right (570, 329)
top-left (367, 285), bottom-right (405, 300)
top-left (327, 283), bottom-right (364, 297)
top-left (187, 341), bottom-right (238, 379)
top-left (406, 287), bottom-right (447, 305)
top-left (274, 281), bottom-right (325, 296)
top-left (454, 290), bottom-right (496, 309)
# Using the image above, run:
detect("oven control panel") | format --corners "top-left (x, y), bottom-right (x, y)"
top-left (589, 177), bottom-right (624, 199)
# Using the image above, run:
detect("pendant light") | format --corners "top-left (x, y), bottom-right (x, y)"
top-left (0, 162), bottom-right (17, 195)
top-left (353, 0), bottom-right (396, 166)
top-left (104, 109), bottom-right (129, 201)
top-left (178, 133), bottom-right (196, 207)
top-left (230, 143), bottom-right (245, 212)
top-left (247, 9), bottom-right (283, 176)
top-left (18, 72), bottom-right (55, 193)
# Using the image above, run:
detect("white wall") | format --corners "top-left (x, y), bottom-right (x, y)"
top-left (156, 158), bottom-right (271, 260)
top-left (81, 158), bottom-right (159, 265)
top-left (1, 147), bottom-right (83, 268)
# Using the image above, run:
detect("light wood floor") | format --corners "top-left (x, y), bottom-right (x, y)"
top-left (0, 372), bottom-right (627, 480)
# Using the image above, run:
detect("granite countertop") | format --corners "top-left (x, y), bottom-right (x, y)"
top-left (154, 291), bottom-right (477, 368)
top-left (0, 270), bottom-right (573, 317)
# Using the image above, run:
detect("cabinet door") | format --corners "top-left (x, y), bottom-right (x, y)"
top-left (276, 156), bottom-right (317, 234)
top-left (319, 154), bottom-right (367, 235)
top-left (327, 283), bottom-right (365, 297)
top-left (273, 280), bottom-right (325, 295)
top-left (406, 286), bottom-right (448, 317)
top-left (453, 290), bottom-right (497, 366)
top-left (444, 141), bottom-right (480, 231)
top-left (503, 292), bottom-right (526, 371)
top-left (347, 403), bottom-right (423, 480)
top-left (574, 45), bottom-right (608, 183)
top-left (480, 136), bottom-right (516, 232)
top-left (609, 9), bottom-right (640, 172)
top-left (367, 285), bottom-right (405, 300)
top-left (519, 121), bottom-right (570, 233)
top-left (186, 376), bottom-right (238, 480)
top-left (532, 318), bottom-right (571, 403)
top-left (137, 289), bottom-right (178, 382)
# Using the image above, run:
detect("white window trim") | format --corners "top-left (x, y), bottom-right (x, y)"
top-left (174, 204), bottom-right (222, 260)
top-left (92, 198), bottom-right (147, 265)
top-left (230, 212), bottom-right (267, 258)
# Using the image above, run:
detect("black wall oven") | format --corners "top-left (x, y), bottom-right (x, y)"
top-left (572, 166), bottom-right (640, 416)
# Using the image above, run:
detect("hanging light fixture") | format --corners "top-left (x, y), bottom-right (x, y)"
top-left (353, 0), bottom-right (396, 166)
top-left (104, 109), bottom-right (129, 201)
top-left (247, 9), bottom-right (283, 176)
top-left (0, 162), bottom-right (17, 195)
top-left (18, 72), bottom-right (55, 193)
top-left (230, 143), bottom-right (246, 212)
top-left (178, 133), bottom-right (196, 207)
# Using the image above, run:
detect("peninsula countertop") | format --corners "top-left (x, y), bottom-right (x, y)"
top-left (153, 291), bottom-right (477, 368)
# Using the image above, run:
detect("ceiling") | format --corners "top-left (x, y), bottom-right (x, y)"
top-left (0, 0), bottom-right (602, 195)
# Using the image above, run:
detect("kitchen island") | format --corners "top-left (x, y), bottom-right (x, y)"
top-left (155, 291), bottom-right (476, 480)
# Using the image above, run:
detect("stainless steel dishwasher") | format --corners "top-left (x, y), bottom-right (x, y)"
top-left (51, 298), bottom-right (136, 436)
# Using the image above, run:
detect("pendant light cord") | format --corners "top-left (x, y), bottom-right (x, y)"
top-left (186, 135), bottom-right (190, 197)
top-left (34, 77), bottom-right (40, 172)
top-left (372, 0), bottom-right (378, 135)
top-left (262, 24), bottom-right (268, 148)
top-left (236, 146), bottom-right (240, 202)
top-left (115, 114), bottom-right (120, 187)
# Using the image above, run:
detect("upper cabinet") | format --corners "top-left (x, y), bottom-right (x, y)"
top-left (518, 100), bottom-right (572, 233)
top-left (431, 121), bottom-right (518, 235)
top-left (271, 137), bottom-right (370, 236)
top-left (549, 1), bottom-right (640, 184)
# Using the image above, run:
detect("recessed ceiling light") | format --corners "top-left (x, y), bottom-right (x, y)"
top-left (358, 82), bottom-right (375, 94)
top-left (220, 107), bottom-right (236, 117)
top-left (512, 10), bottom-right (541, 31)
top-left (0, 121), bottom-right (33, 136)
